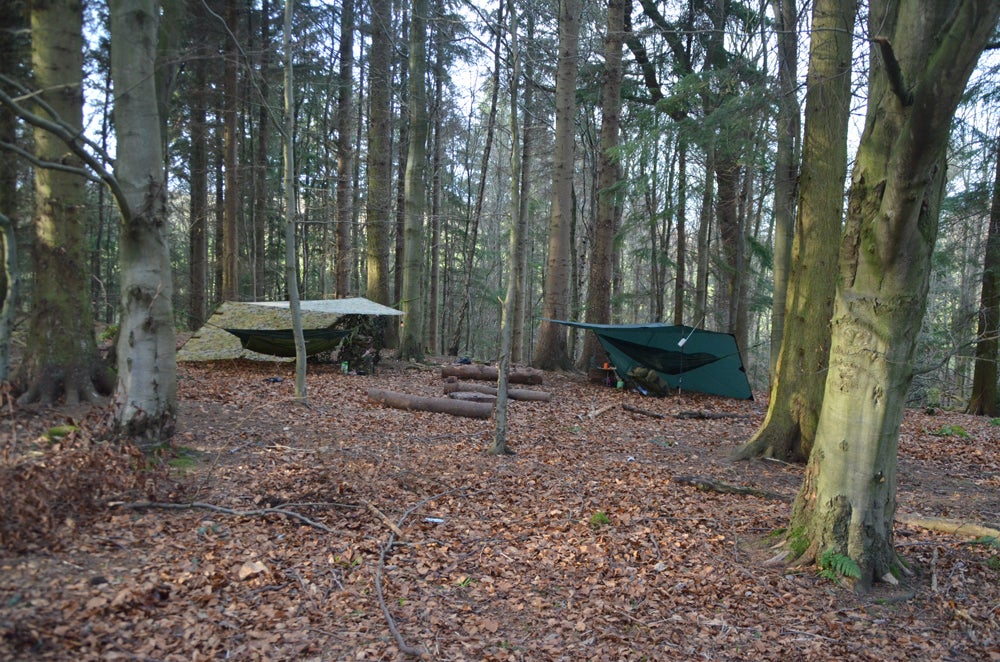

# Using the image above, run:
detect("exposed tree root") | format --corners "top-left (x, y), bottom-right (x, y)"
top-left (674, 475), bottom-right (791, 502)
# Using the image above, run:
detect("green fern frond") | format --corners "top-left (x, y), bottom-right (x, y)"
top-left (818, 549), bottom-right (861, 581)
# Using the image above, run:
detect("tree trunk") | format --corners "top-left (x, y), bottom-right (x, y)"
top-left (398, 0), bottom-right (429, 361)
top-left (493, 0), bottom-right (522, 456)
top-left (281, 0), bottom-right (306, 400)
top-left (334, 0), bottom-right (354, 297)
top-left (365, 0), bottom-right (393, 335)
top-left (511, 11), bottom-right (535, 365)
top-left (0, 2), bottom-right (22, 382)
top-left (579, 0), bottom-right (626, 371)
top-left (429, 4), bottom-right (444, 355)
top-left (736, 0), bottom-right (855, 462)
top-left (111, 0), bottom-right (177, 440)
top-left (966, 140), bottom-right (1000, 416)
top-left (251, 0), bottom-right (270, 301)
top-left (18, 0), bottom-right (104, 406)
top-left (188, 17), bottom-right (209, 330)
top-left (768, 0), bottom-right (800, 383)
top-left (789, 0), bottom-right (1000, 590)
top-left (534, 0), bottom-right (579, 371)
top-left (673, 137), bottom-right (687, 326)
top-left (221, 0), bottom-right (239, 302)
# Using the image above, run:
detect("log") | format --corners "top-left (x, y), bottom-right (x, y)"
top-left (895, 514), bottom-right (1000, 540)
top-left (442, 382), bottom-right (551, 402)
top-left (623, 402), bottom-right (666, 419)
top-left (367, 388), bottom-right (493, 419)
top-left (447, 391), bottom-right (497, 403)
top-left (440, 364), bottom-right (543, 385)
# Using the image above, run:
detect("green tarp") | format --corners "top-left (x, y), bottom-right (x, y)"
top-left (549, 320), bottom-right (753, 400)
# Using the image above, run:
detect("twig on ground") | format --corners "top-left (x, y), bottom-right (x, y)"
top-left (108, 500), bottom-right (342, 534)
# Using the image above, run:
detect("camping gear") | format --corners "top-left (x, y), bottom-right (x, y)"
top-left (548, 320), bottom-right (753, 400)
top-left (223, 328), bottom-right (351, 357)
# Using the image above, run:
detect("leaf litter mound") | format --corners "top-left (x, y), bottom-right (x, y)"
top-left (1, 360), bottom-right (998, 660)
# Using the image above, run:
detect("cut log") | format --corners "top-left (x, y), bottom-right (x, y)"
top-left (447, 391), bottom-right (497, 403)
top-left (895, 514), bottom-right (1000, 540)
top-left (440, 364), bottom-right (543, 385)
top-left (442, 382), bottom-right (551, 402)
top-left (367, 388), bottom-right (493, 419)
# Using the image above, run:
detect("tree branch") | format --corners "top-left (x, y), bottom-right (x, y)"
top-left (0, 140), bottom-right (103, 183)
top-left (873, 36), bottom-right (914, 106)
top-left (0, 76), bottom-right (131, 217)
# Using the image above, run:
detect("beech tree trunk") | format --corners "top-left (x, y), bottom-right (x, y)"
top-left (220, 0), bottom-right (239, 302)
top-left (111, 0), bottom-right (177, 439)
top-left (788, 0), bottom-right (1000, 590)
top-left (18, 0), bottom-right (104, 406)
top-left (736, 0), bottom-right (855, 462)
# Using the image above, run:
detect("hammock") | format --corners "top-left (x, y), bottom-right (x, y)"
top-left (223, 328), bottom-right (351, 358)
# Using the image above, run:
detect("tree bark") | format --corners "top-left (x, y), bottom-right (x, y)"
top-left (736, 0), bottom-right (855, 462)
top-left (111, 0), bottom-right (178, 440)
top-left (441, 364), bottom-right (543, 385)
top-left (188, 11), bottom-right (209, 330)
top-left (251, 0), bottom-right (270, 301)
top-left (398, 0), bottom-right (428, 361)
top-left (220, 0), bottom-right (240, 302)
top-left (789, 0), bottom-right (1000, 590)
top-left (335, 0), bottom-right (355, 297)
top-left (533, 0), bottom-right (580, 371)
top-left (768, 0), bottom-right (800, 383)
top-left (18, 0), bottom-right (104, 406)
top-left (368, 388), bottom-right (493, 419)
top-left (966, 140), bottom-right (1000, 416)
top-left (443, 381), bottom-right (551, 402)
top-left (365, 0), bottom-right (393, 335)
top-left (579, 0), bottom-right (626, 371)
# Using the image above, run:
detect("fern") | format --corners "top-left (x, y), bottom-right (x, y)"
top-left (817, 549), bottom-right (861, 583)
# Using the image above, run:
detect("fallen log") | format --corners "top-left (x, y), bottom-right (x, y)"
top-left (447, 391), bottom-right (497, 403)
top-left (442, 381), bottom-right (551, 402)
top-left (623, 403), bottom-right (666, 419)
top-left (675, 410), bottom-right (752, 420)
top-left (440, 364), bottom-right (543, 385)
top-left (895, 514), bottom-right (1000, 540)
top-left (368, 388), bottom-right (493, 419)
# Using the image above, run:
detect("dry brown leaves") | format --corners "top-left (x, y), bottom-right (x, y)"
top-left (1, 359), bottom-right (998, 661)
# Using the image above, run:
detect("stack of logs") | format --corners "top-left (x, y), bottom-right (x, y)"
top-left (367, 364), bottom-right (551, 419)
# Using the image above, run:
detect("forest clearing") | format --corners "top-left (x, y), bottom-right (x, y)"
top-left (2, 358), bottom-right (998, 660)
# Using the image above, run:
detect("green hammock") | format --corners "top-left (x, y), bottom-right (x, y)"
top-left (224, 328), bottom-right (351, 357)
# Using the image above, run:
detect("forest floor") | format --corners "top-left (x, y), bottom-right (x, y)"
top-left (1, 356), bottom-right (999, 661)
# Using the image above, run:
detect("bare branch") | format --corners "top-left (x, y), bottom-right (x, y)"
top-left (0, 140), bottom-right (103, 183)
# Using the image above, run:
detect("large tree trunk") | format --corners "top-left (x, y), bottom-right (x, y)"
top-left (579, 0), bottom-right (626, 371)
top-left (0, 2), bottom-right (23, 382)
top-left (398, 0), bottom-right (428, 361)
top-left (334, 0), bottom-right (354, 297)
top-left (18, 0), bottom-right (104, 406)
top-left (788, 0), bottom-right (1000, 590)
top-left (768, 0), bottom-right (800, 383)
top-left (533, 0), bottom-right (579, 372)
top-left (111, 0), bottom-right (177, 440)
top-left (365, 0), bottom-right (393, 332)
top-left (736, 0), bottom-right (855, 462)
top-left (966, 140), bottom-right (1000, 416)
